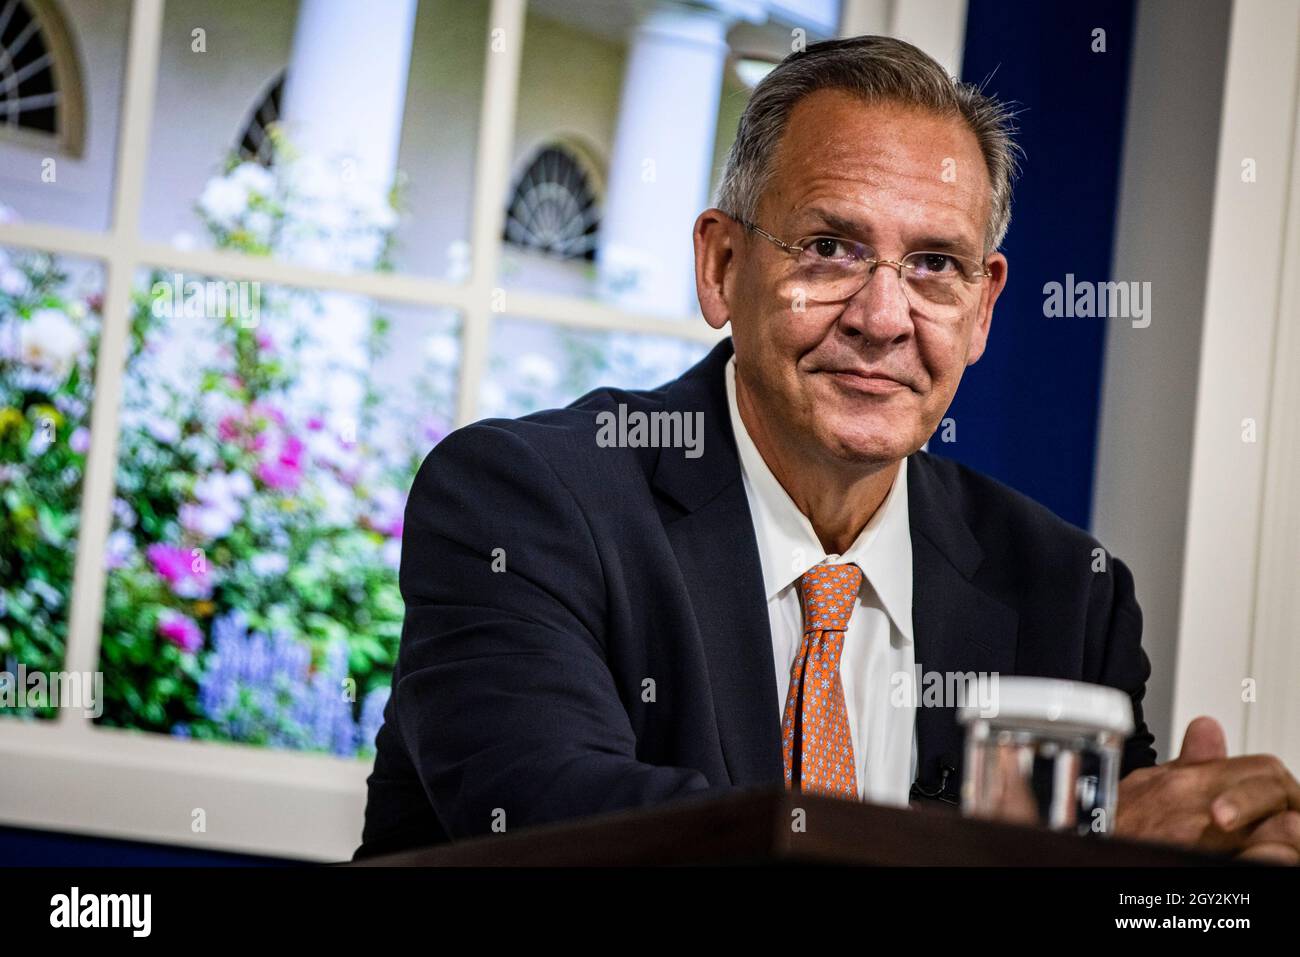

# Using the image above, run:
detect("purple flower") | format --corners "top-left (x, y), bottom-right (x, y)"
top-left (195, 614), bottom-right (375, 757)
top-left (69, 426), bottom-right (91, 454)
top-left (422, 416), bottom-right (449, 447)
top-left (360, 685), bottom-right (391, 751)
top-left (146, 542), bottom-right (212, 599)
top-left (158, 609), bottom-right (203, 654)
top-left (104, 529), bottom-right (134, 570)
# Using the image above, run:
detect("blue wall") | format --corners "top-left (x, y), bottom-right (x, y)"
top-left (934, 0), bottom-right (1136, 529)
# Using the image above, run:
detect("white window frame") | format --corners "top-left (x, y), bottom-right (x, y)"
top-left (0, 0), bottom-right (970, 861)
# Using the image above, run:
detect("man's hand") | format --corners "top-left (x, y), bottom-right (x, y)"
top-left (1115, 716), bottom-right (1300, 864)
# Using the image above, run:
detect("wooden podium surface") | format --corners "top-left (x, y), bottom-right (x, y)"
top-left (349, 787), bottom-right (1233, 866)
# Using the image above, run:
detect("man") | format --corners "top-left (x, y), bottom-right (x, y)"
top-left (356, 36), bottom-right (1300, 862)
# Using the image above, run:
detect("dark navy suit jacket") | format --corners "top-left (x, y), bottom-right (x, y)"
top-left (355, 336), bottom-right (1157, 858)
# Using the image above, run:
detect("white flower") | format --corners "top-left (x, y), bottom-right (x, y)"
top-left (286, 155), bottom-right (341, 204)
top-left (244, 210), bottom-right (274, 241)
top-left (198, 175), bottom-right (249, 230)
top-left (352, 184), bottom-right (397, 230)
top-left (288, 237), bottom-right (336, 271)
top-left (226, 470), bottom-right (254, 499)
top-left (308, 199), bottom-right (350, 233)
top-left (180, 501), bottom-right (236, 540)
top-left (145, 416), bottom-right (181, 445)
top-left (194, 471), bottom-right (251, 515)
top-left (369, 202), bottom-right (398, 232)
top-left (515, 353), bottom-right (560, 391)
top-left (317, 473), bottom-right (355, 526)
top-left (1, 267), bottom-right (27, 297)
top-left (424, 334), bottom-right (459, 367)
top-left (227, 161), bottom-right (276, 198)
top-left (340, 232), bottom-right (384, 268)
top-left (250, 551), bottom-right (289, 577)
top-left (19, 308), bottom-right (85, 380)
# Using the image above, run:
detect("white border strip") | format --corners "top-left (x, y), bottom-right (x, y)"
top-left (1172, 0), bottom-right (1300, 756)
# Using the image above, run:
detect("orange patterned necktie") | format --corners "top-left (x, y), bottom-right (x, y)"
top-left (781, 562), bottom-right (863, 799)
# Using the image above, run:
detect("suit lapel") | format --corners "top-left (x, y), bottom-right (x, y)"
top-left (653, 337), bottom-right (784, 787)
top-left (649, 340), bottom-right (1020, 795)
top-left (907, 453), bottom-right (1020, 793)
top-left (666, 486), bottom-right (783, 787)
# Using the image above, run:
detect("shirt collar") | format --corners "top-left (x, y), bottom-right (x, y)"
top-left (725, 355), bottom-right (914, 643)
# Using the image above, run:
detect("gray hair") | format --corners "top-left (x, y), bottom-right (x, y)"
top-left (715, 35), bottom-right (1022, 253)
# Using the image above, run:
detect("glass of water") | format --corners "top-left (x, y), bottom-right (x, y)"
top-left (958, 677), bottom-right (1134, 837)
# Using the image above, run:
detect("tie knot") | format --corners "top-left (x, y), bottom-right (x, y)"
top-left (797, 563), bottom-right (863, 633)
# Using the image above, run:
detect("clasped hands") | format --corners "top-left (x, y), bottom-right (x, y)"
top-left (1115, 715), bottom-right (1300, 864)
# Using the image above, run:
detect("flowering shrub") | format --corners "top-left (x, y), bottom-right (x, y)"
top-left (91, 131), bottom-right (457, 754)
top-left (175, 610), bottom-right (388, 755)
top-left (0, 229), bottom-right (102, 719)
top-left (3, 126), bottom-right (704, 752)
top-left (481, 321), bottom-right (710, 420)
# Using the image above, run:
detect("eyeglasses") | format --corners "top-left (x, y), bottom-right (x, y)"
top-left (734, 216), bottom-right (991, 319)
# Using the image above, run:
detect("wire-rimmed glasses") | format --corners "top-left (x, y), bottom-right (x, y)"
top-left (734, 215), bottom-right (991, 319)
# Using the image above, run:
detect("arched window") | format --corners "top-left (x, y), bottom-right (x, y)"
top-left (0, 0), bottom-right (86, 156)
top-left (503, 142), bottom-right (602, 261)
top-left (236, 70), bottom-right (285, 166)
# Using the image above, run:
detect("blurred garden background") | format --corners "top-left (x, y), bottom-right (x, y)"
top-left (0, 0), bottom-right (838, 758)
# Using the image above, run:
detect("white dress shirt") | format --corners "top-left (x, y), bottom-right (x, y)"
top-left (725, 356), bottom-right (917, 806)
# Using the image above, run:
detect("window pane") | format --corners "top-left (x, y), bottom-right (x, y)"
top-left (501, 1), bottom-right (831, 318)
top-left (0, 242), bottom-right (104, 719)
top-left (95, 271), bottom-right (459, 756)
top-left (479, 316), bottom-right (711, 420)
top-left (140, 0), bottom-right (488, 280)
top-left (0, 0), bottom-right (128, 231)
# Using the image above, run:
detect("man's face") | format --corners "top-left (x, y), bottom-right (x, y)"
top-left (712, 89), bottom-right (1007, 470)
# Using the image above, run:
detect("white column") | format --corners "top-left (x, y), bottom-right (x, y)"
top-left (278, 0), bottom-right (418, 195)
top-left (274, 0), bottom-right (418, 426)
top-left (598, 2), bottom-right (758, 318)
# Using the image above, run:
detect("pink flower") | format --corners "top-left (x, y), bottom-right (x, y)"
top-left (256, 433), bottom-right (305, 492)
top-left (157, 610), bottom-right (203, 654)
top-left (217, 414), bottom-right (242, 443)
top-left (251, 401), bottom-right (287, 429)
top-left (146, 543), bottom-right (212, 599)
